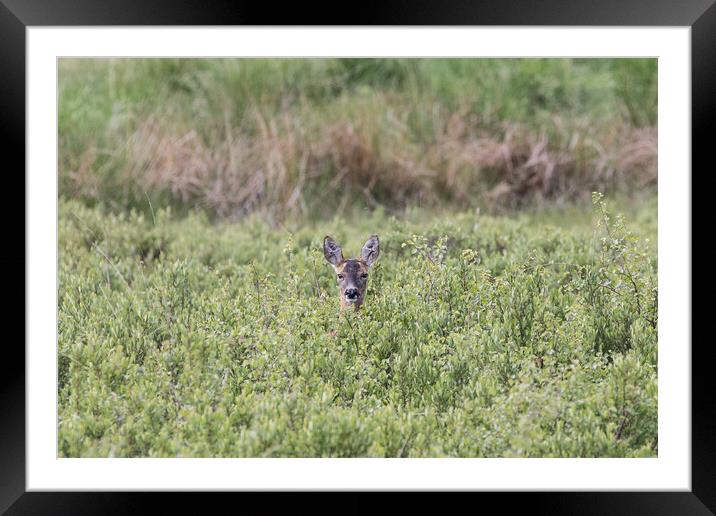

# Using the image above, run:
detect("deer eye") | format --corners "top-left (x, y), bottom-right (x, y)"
top-left (337, 274), bottom-right (344, 280)
top-left (361, 273), bottom-right (368, 279)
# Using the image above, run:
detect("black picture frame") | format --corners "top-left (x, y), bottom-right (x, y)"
top-left (3, 0), bottom-right (709, 513)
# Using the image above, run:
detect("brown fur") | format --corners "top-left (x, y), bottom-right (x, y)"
top-left (324, 235), bottom-right (379, 311)
top-left (335, 259), bottom-right (370, 310)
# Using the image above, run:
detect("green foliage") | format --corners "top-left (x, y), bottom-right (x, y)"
top-left (59, 58), bottom-right (654, 128)
top-left (58, 195), bottom-right (657, 457)
top-left (610, 59), bottom-right (658, 127)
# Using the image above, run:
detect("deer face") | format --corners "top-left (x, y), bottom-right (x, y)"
top-left (324, 235), bottom-right (379, 309)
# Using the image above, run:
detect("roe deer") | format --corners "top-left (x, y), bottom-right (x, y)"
top-left (324, 235), bottom-right (380, 310)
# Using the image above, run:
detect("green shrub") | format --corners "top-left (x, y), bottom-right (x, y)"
top-left (58, 194), bottom-right (657, 457)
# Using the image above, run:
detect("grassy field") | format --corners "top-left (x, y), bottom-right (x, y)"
top-left (59, 58), bottom-right (657, 222)
top-left (58, 194), bottom-right (657, 457)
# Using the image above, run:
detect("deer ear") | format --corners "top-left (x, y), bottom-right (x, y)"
top-left (361, 235), bottom-right (380, 266)
top-left (324, 236), bottom-right (344, 267)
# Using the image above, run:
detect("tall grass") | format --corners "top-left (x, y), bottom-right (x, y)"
top-left (59, 58), bottom-right (657, 221)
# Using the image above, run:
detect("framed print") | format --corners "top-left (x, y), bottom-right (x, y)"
top-left (4, 0), bottom-right (711, 513)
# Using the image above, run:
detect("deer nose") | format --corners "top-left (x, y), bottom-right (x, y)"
top-left (345, 288), bottom-right (359, 299)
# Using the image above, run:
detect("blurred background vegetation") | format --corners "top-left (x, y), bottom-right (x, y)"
top-left (59, 58), bottom-right (657, 222)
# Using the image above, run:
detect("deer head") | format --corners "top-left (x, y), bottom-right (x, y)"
top-left (323, 235), bottom-right (380, 310)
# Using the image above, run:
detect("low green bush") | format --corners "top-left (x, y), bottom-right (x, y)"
top-left (58, 194), bottom-right (657, 457)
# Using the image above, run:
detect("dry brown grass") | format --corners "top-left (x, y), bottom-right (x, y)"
top-left (61, 107), bottom-right (657, 220)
